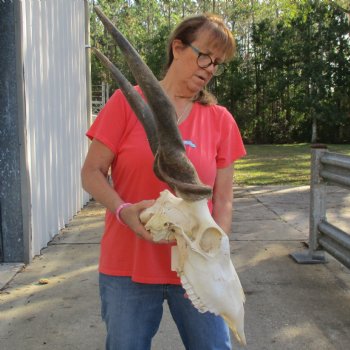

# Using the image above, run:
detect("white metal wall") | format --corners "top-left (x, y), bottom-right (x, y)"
top-left (21, 0), bottom-right (90, 256)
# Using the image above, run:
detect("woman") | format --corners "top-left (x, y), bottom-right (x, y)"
top-left (82, 13), bottom-right (246, 350)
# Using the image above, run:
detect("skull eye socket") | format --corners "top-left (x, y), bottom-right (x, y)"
top-left (199, 228), bottom-right (222, 255)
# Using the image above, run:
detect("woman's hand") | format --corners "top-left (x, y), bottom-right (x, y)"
top-left (119, 200), bottom-right (171, 244)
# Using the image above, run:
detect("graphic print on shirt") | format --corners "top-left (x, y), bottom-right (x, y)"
top-left (183, 140), bottom-right (196, 148)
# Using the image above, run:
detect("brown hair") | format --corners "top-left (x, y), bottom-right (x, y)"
top-left (165, 14), bottom-right (236, 105)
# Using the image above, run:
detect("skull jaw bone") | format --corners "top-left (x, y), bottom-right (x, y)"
top-left (140, 190), bottom-right (246, 345)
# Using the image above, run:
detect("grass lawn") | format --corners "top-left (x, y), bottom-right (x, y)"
top-left (234, 143), bottom-right (350, 186)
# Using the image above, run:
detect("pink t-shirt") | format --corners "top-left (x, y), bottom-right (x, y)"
top-left (87, 87), bottom-right (246, 284)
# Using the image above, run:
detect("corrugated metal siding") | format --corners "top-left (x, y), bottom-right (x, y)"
top-left (21, 0), bottom-right (90, 256)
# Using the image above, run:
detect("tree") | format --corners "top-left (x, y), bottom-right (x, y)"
top-left (89, 0), bottom-right (350, 143)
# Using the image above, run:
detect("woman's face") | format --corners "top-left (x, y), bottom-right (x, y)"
top-left (172, 29), bottom-right (226, 96)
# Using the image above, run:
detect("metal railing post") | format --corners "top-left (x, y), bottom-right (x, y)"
top-left (290, 144), bottom-right (327, 264)
top-left (308, 145), bottom-right (328, 260)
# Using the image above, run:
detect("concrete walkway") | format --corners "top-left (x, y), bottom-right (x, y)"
top-left (1, 186), bottom-right (349, 350)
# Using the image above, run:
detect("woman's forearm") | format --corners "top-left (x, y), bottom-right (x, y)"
top-left (211, 166), bottom-right (234, 234)
top-left (212, 198), bottom-right (233, 234)
top-left (81, 167), bottom-right (123, 214)
top-left (81, 139), bottom-right (125, 214)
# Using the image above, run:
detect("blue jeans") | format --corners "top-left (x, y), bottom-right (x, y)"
top-left (99, 274), bottom-right (232, 350)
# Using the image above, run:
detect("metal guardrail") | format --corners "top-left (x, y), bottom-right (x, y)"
top-left (92, 82), bottom-right (110, 115)
top-left (291, 145), bottom-right (350, 268)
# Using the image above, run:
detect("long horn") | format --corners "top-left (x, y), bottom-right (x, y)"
top-left (93, 6), bottom-right (212, 201)
top-left (92, 48), bottom-right (158, 155)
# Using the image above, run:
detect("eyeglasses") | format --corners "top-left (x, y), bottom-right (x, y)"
top-left (188, 44), bottom-right (225, 76)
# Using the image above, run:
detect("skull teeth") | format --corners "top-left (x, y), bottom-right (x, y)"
top-left (181, 275), bottom-right (210, 313)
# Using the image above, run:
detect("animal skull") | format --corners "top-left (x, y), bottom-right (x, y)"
top-left (140, 190), bottom-right (246, 345)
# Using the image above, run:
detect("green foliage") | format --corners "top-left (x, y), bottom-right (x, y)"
top-left (89, 0), bottom-right (350, 144)
top-left (228, 0), bottom-right (350, 144)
